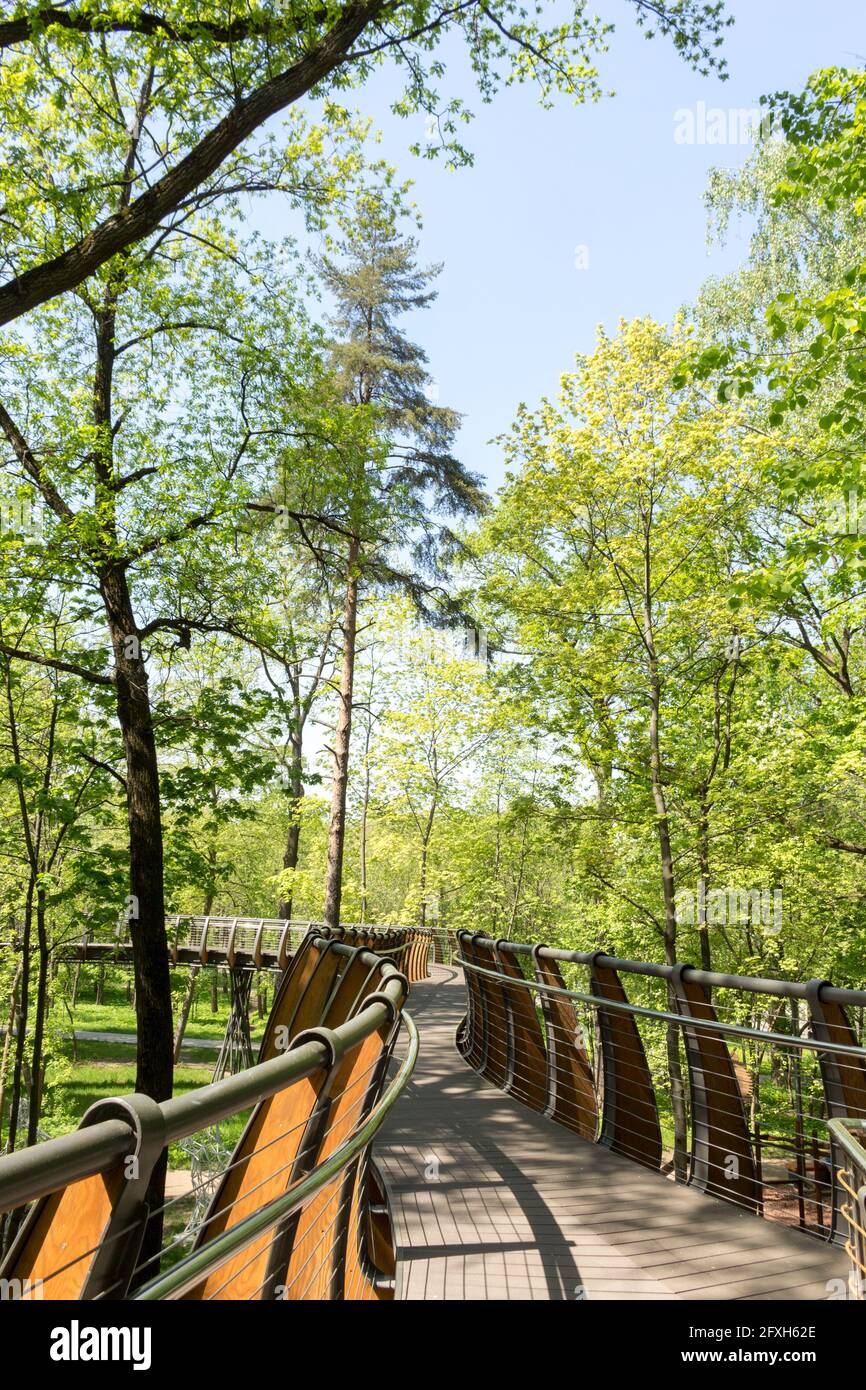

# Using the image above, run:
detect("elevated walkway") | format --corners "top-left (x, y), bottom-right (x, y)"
top-left (378, 967), bottom-right (849, 1301)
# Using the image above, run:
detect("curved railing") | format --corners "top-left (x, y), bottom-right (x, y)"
top-left (0, 926), bottom-right (427, 1301)
top-left (135, 1011), bottom-right (418, 1300)
top-left (3, 917), bottom-right (435, 973)
top-left (454, 931), bottom-right (866, 1259)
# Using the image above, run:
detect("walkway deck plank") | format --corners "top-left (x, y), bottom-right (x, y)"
top-left (377, 966), bottom-right (848, 1302)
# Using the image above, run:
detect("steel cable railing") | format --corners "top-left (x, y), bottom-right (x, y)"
top-left (460, 989), bottom-right (839, 1223)
top-left (133, 1012), bottom-right (418, 1300)
top-left (453, 930), bottom-right (866, 1280)
top-left (22, 1045), bottom-right (391, 1302)
top-left (0, 928), bottom-right (423, 1301)
top-left (1, 917), bottom-right (435, 975)
top-left (82, 1045), bottom-right (396, 1300)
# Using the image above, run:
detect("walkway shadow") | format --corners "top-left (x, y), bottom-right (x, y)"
top-left (386, 970), bottom-right (584, 1300)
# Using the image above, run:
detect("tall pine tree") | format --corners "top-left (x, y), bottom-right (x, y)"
top-left (313, 200), bottom-right (487, 929)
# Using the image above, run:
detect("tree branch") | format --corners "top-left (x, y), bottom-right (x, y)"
top-left (0, 6), bottom-right (329, 51)
top-left (0, 1), bottom-right (385, 326)
top-left (0, 401), bottom-right (75, 520)
top-left (0, 643), bottom-right (114, 687)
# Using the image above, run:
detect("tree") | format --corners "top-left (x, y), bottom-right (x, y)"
top-left (0, 612), bottom-right (118, 1251)
top-left (684, 72), bottom-right (866, 694)
top-left (0, 218), bottom-right (337, 1261)
top-left (360, 608), bottom-right (495, 926)
top-left (690, 68), bottom-right (866, 436)
top-left (687, 90), bottom-right (866, 875)
top-left (0, 2), bottom-right (733, 324)
top-left (157, 639), bottom-right (280, 913)
top-left (254, 559), bottom-right (340, 920)
top-left (275, 198), bottom-right (487, 930)
top-left (480, 317), bottom-right (773, 1174)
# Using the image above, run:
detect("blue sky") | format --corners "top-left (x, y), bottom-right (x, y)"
top-left (266, 1), bottom-right (864, 493)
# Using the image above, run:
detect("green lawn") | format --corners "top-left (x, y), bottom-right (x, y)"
top-left (44, 1042), bottom-right (250, 1166)
top-left (18, 968), bottom-right (268, 1160)
top-left (72, 970), bottom-right (267, 1043)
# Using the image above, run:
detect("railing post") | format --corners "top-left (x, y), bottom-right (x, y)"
top-left (532, 947), bottom-right (598, 1138)
top-left (198, 915), bottom-right (211, 965)
top-left (670, 963), bottom-right (759, 1211)
top-left (470, 935), bottom-right (508, 1087)
top-left (456, 930), bottom-right (488, 1072)
top-left (493, 939), bottom-right (517, 1095)
top-left (589, 951), bottom-right (662, 1170)
top-left (259, 1025), bottom-right (345, 1300)
top-left (226, 916), bottom-right (238, 968)
top-left (277, 920), bottom-right (292, 973)
top-left (495, 940), bottom-right (552, 1111)
top-left (330, 1009), bottom-right (403, 1299)
top-left (0, 1093), bottom-right (165, 1300)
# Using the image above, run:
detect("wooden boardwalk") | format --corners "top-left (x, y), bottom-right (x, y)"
top-left (377, 965), bottom-right (849, 1301)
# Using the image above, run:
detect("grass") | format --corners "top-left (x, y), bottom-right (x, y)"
top-left (14, 969), bottom-right (268, 1161)
top-left (45, 1046), bottom-right (251, 1166)
top-left (72, 971), bottom-right (267, 1043)
top-left (54, 1056), bottom-right (211, 1112)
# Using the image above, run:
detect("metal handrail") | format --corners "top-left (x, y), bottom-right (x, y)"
top-left (133, 1010), bottom-right (419, 1300)
top-left (0, 947), bottom-right (407, 1217)
top-left (828, 1118), bottom-right (866, 1172)
top-left (461, 933), bottom-right (866, 1009)
top-left (0, 920), bottom-right (432, 970)
top-left (828, 1119), bottom-right (866, 1300)
top-left (456, 952), bottom-right (866, 1061)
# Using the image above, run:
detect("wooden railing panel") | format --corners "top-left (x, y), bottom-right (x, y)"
top-left (281, 1025), bottom-right (395, 1300)
top-left (496, 943), bottom-right (548, 1113)
top-left (588, 955), bottom-right (662, 1169)
top-left (4, 1170), bottom-right (121, 1299)
top-left (533, 953), bottom-right (598, 1139)
top-left (673, 967), bottom-right (758, 1210)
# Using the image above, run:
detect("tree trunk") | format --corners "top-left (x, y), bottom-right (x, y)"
top-left (419, 841), bottom-right (429, 929)
top-left (0, 963), bottom-right (22, 1150)
top-left (3, 886), bottom-right (33, 1252)
top-left (278, 751), bottom-right (304, 920)
top-left (7, 884), bottom-right (33, 1159)
top-left (323, 541), bottom-right (360, 932)
top-left (359, 764), bottom-right (371, 925)
top-left (100, 564), bottom-right (173, 1102)
top-left (100, 563), bottom-right (173, 1270)
top-left (173, 966), bottom-right (199, 1064)
top-left (644, 580), bottom-right (689, 1183)
top-left (418, 798), bottom-right (437, 929)
top-left (507, 800), bottom-right (533, 934)
top-left (27, 887), bottom-right (50, 1148)
top-left (697, 803), bottom-right (713, 974)
top-left (204, 839), bottom-right (218, 922)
